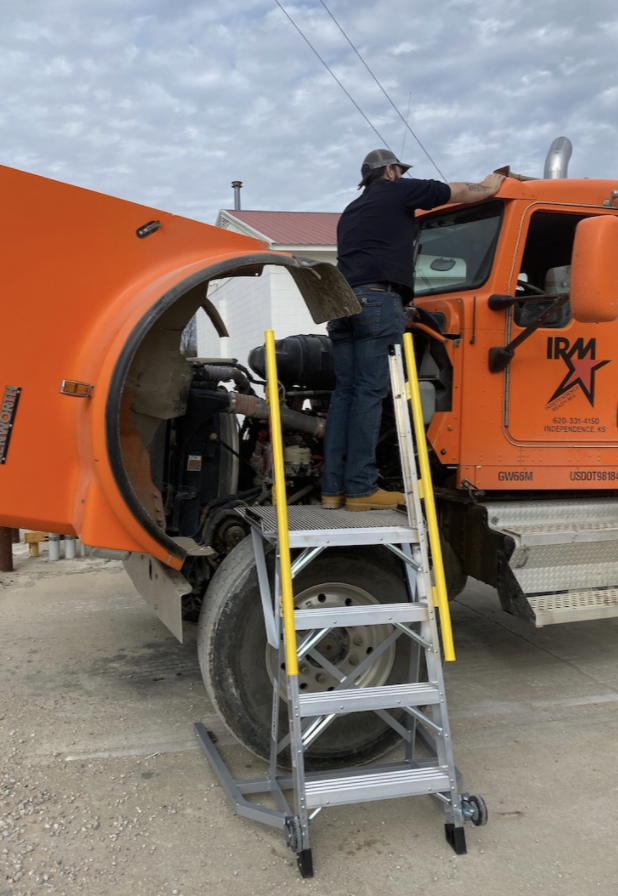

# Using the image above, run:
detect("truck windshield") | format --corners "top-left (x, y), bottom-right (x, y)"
top-left (414, 200), bottom-right (503, 296)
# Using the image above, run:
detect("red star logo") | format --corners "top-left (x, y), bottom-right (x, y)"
top-left (550, 343), bottom-right (610, 405)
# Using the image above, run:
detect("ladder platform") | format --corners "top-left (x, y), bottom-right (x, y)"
top-left (305, 765), bottom-right (453, 809)
top-left (294, 602), bottom-right (429, 629)
top-left (298, 682), bottom-right (441, 716)
top-left (239, 505), bottom-right (418, 547)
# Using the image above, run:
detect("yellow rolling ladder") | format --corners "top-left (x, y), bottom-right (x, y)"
top-left (195, 330), bottom-right (487, 877)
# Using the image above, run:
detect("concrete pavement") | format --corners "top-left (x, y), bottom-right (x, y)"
top-left (1, 543), bottom-right (617, 895)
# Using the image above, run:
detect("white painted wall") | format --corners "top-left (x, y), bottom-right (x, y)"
top-left (197, 248), bottom-right (335, 373)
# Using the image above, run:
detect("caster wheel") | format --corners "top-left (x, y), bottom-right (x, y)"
top-left (464, 793), bottom-right (488, 826)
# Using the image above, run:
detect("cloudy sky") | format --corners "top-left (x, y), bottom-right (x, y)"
top-left (2, 0), bottom-right (617, 224)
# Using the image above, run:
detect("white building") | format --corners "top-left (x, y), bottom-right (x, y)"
top-left (196, 209), bottom-right (339, 369)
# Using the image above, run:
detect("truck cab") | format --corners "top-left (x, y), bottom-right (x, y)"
top-left (411, 144), bottom-right (618, 624)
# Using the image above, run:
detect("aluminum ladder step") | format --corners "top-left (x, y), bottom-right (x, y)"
top-left (298, 682), bottom-right (441, 717)
top-left (294, 602), bottom-right (429, 630)
top-left (304, 766), bottom-right (453, 809)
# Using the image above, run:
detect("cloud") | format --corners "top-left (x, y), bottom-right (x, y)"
top-left (0, 0), bottom-right (616, 222)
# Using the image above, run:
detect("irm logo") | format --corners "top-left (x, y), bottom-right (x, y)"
top-left (546, 337), bottom-right (609, 406)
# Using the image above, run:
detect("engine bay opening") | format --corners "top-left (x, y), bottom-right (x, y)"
top-left (115, 307), bottom-right (449, 611)
top-left (107, 250), bottom-right (454, 622)
top-left (106, 252), bottom-right (362, 611)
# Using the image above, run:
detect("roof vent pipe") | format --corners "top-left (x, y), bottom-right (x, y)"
top-left (231, 180), bottom-right (243, 210)
top-left (544, 137), bottom-right (572, 179)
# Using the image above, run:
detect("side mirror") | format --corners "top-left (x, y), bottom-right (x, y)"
top-left (570, 215), bottom-right (618, 322)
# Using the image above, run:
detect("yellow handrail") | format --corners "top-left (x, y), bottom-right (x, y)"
top-left (402, 332), bottom-right (456, 662)
top-left (264, 330), bottom-right (298, 677)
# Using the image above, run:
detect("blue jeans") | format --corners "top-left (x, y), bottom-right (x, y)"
top-left (322, 285), bottom-right (406, 498)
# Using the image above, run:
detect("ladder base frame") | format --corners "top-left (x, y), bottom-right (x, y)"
top-left (194, 719), bottom-right (468, 875)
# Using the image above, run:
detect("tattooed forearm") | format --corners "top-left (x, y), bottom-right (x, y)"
top-left (448, 173), bottom-right (505, 204)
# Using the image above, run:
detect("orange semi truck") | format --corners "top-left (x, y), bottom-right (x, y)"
top-left (2, 137), bottom-right (618, 766)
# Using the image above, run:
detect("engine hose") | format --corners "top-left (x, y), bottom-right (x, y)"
top-left (227, 392), bottom-right (325, 439)
top-left (407, 322), bottom-right (448, 343)
top-left (198, 364), bottom-right (252, 393)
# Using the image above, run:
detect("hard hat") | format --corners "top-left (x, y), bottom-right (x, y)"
top-left (359, 148), bottom-right (412, 186)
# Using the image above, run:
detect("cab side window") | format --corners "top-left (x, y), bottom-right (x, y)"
top-left (514, 212), bottom-right (586, 329)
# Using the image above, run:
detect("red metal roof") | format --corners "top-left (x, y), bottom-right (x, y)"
top-left (223, 210), bottom-right (339, 246)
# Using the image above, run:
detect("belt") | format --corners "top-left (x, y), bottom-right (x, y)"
top-left (357, 282), bottom-right (401, 295)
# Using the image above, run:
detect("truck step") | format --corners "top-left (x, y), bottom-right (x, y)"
top-left (485, 499), bottom-right (618, 624)
top-left (485, 498), bottom-right (618, 532)
top-left (304, 765), bottom-right (453, 808)
top-left (528, 588), bottom-right (618, 626)
top-left (513, 539), bottom-right (618, 600)
top-left (294, 602), bottom-right (429, 630)
top-left (513, 523), bottom-right (618, 547)
top-left (298, 682), bottom-right (440, 717)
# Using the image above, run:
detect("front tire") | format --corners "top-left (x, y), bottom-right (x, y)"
top-left (198, 536), bottom-right (412, 769)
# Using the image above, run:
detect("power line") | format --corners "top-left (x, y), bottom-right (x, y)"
top-left (274, 0), bottom-right (393, 151)
top-left (318, 0), bottom-right (447, 181)
top-left (400, 91), bottom-right (412, 158)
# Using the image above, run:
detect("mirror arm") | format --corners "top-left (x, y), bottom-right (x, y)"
top-left (488, 293), bottom-right (569, 373)
top-left (489, 291), bottom-right (556, 310)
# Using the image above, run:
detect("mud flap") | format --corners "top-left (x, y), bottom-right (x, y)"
top-left (123, 553), bottom-right (192, 642)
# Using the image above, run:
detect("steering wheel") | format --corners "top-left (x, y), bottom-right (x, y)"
top-left (516, 279), bottom-right (546, 297)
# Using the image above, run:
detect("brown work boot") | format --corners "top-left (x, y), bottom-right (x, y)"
top-left (345, 489), bottom-right (405, 512)
top-left (321, 494), bottom-right (345, 509)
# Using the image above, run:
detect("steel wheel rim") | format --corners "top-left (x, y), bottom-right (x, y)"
top-left (265, 580), bottom-right (396, 698)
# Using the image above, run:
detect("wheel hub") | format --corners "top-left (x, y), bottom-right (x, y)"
top-left (306, 627), bottom-right (350, 667)
top-left (266, 581), bottom-right (396, 697)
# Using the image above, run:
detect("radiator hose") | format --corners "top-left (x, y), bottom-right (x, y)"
top-left (186, 387), bottom-right (326, 438)
top-left (228, 392), bottom-right (325, 438)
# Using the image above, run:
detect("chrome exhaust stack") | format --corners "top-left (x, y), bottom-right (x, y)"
top-left (544, 136), bottom-right (572, 179)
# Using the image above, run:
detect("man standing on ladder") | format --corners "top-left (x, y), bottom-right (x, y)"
top-left (321, 148), bottom-right (504, 511)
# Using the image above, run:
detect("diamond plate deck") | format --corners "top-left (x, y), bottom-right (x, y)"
top-left (238, 506), bottom-right (419, 547)
top-left (241, 506), bottom-right (410, 531)
top-left (484, 497), bottom-right (618, 531)
top-left (508, 523), bottom-right (618, 548)
top-left (484, 498), bottom-right (618, 623)
top-left (512, 521), bottom-right (618, 536)
top-left (512, 541), bottom-right (618, 594)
